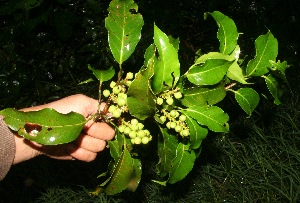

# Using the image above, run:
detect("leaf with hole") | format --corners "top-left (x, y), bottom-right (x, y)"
top-left (0, 108), bottom-right (86, 145)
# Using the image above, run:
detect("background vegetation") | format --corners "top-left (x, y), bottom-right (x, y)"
top-left (0, 0), bottom-right (299, 202)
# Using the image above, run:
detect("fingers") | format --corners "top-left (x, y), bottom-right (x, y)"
top-left (84, 121), bottom-right (115, 141)
top-left (74, 133), bottom-right (107, 153)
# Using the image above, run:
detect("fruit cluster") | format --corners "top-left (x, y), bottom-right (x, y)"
top-left (156, 89), bottom-right (190, 137)
top-left (118, 119), bottom-right (152, 145)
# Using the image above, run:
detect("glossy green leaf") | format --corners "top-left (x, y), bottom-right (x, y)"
top-left (127, 65), bottom-right (156, 120)
top-left (88, 65), bottom-right (115, 82)
top-left (152, 25), bottom-right (180, 93)
top-left (183, 106), bottom-right (229, 132)
top-left (105, 0), bottom-right (144, 64)
top-left (269, 60), bottom-right (289, 82)
top-left (157, 127), bottom-right (178, 177)
top-left (187, 59), bottom-right (234, 85)
top-left (144, 43), bottom-right (156, 68)
top-left (263, 74), bottom-right (283, 105)
top-left (168, 143), bottom-right (196, 184)
top-left (104, 146), bottom-right (137, 195)
top-left (234, 88), bottom-right (260, 116)
top-left (227, 61), bottom-right (248, 84)
top-left (126, 158), bottom-right (142, 192)
top-left (182, 112), bottom-right (208, 149)
top-left (0, 108), bottom-right (86, 145)
top-left (181, 84), bottom-right (226, 107)
top-left (246, 31), bottom-right (278, 76)
top-left (194, 52), bottom-right (234, 65)
top-left (168, 35), bottom-right (180, 51)
top-left (204, 11), bottom-right (238, 55)
top-left (108, 139), bottom-right (122, 162)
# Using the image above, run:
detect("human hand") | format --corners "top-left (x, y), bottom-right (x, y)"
top-left (13, 94), bottom-right (115, 164)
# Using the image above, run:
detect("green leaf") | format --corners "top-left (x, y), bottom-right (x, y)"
top-left (181, 84), bottom-right (226, 107)
top-left (263, 74), bottom-right (283, 105)
top-left (168, 143), bottom-right (196, 184)
top-left (152, 25), bottom-right (180, 93)
top-left (182, 113), bottom-right (208, 149)
top-left (103, 146), bottom-right (138, 195)
top-left (0, 108), bottom-right (86, 145)
top-left (186, 59), bottom-right (234, 85)
top-left (144, 44), bottom-right (156, 68)
top-left (88, 65), bottom-right (115, 83)
top-left (183, 106), bottom-right (229, 132)
top-left (204, 11), bottom-right (238, 55)
top-left (234, 88), bottom-right (260, 116)
top-left (127, 158), bottom-right (142, 192)
top-left (269, 60), bottom-right (289, 82)
top-left (108, 139), bottom-right (122, 162)
top-left (127, 66), bottom-right (156, 120)
top-left (227, 61), bottom-right (248, 84)
top-left (246, 31), bottom-right (278, 76)
top-left (157, 127), bottom-right (178, 177)
top-left (105, 0), bottom-right (144, 64)
top-left (193, 52), bottom-right (234, 65)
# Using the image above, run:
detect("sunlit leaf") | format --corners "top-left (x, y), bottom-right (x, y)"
top-left (269, 60), bottom-right (289, 82)
top-left (246, 31), bottom-right (278, 76)
top-left (152, 25), bottom-right (180, 93)
top-left (194, 52), bottom-right (234, 65)
top-left (183, 106), bottom-right (229, 132)
top-left (187, 59), bottom-right (234, 85)
top-left (168, 143), bottom-right (196, 184)
top-left (234, 88), bottom-right (260, 116)
top-left (204, 11), bottom-right (238, 55)
top-left (0, 108), bottom-right (85, 145)
top-left (181, 84), bottom-right (226, 107)
top-left (88, 65), bottom-right (115, 82)
top-left (263, 74), bottom-right (282, 105)
top-left (227, 61), bottom-right (248, 84)
top-left (105, 0), bottom-right (144, 64)
top-left (127, 65), bottom-right (156, 120)
top-left (157, 127), bottom-right (178, 177)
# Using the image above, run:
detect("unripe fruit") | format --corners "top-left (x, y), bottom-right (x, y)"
top-left (156, 97), bottom-right (164, 105)
top-left (166, 122), bottom-right (171, 129)
top-left (166, 97), bottom-right (174, 105)
top-left (117, 97), bottom-right (126, 107)
top-left (134, 137), bottom-right (142, 144)
top-left (175, 125), bottom-right (182, 132)
top-left (138, 123), bottom-right (144, 130)
top-left (108, 105), bottom-right (117, 113)
top-left (113, 86), bottom-right (121, 94)
top-left (103, 89), bottom-right (110, 97)
top-left (124, 127), bottom-right (131, 135)
top-left (142, 136), bottom-right (149, 144)
top-left (160, 116), bottom-right (166, 123)
top-left (170, 110), bottom-right (177, 117)
top-left (130, 124), bottom-right (139, 131)
top-left (129, 131), bottom-right (137, 139)
top-left (131, 119), bottom-right (138, 125)
top-left (174, 92), bottom-right (182, 99)
top-left (118, 92), bottom-right (127, 99)
top-left (126, 81), bottom-right (132, 86)
top-left (170, 122), bottom-right (176, 129)
top-left (126, 72), bottom-right (134, 80)
top-left (144, 129), bottom-right (150, 136)
top-left (137, 130), bottom-right (145, 138)
top-left (110, 81), bottom-right (116, 88)
top-left (113, 109), bottom-right (121, 118)
top-left (181, 129), bottom-right (190, 137)
top-left (179, 115), bottom-right (186, 122)
top-left (118, 125), bottom-right (125, 133)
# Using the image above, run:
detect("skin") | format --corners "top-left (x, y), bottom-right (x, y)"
top-left (13, 94), bottom-right (115, 164)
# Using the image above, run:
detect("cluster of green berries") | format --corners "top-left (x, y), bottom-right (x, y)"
top-left (102, 72), bottom-right (134, 118)
top-left (118, 119), bottom-right (152, 145)
top-left (156, 89), bottom-right (182, 106)
top-left (160, 109), bottom-right (190, 137)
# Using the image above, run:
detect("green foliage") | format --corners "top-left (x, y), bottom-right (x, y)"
top-left (0, 0), bottom-right (289, 196)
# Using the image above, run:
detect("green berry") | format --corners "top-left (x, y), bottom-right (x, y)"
top-left (131, 139), bottom-right (135, 144)
top-left (126, 81), bottom-right (132, 86)
top-left (141, 136), bottom-right (149, 144)
top-left (113, 86), bottom-right (121, 94)
top-left (118, 92), bottom-right (127, 99)
top-left (113, 109), bottom-right (121, 118)
top-left (131, 119), bottom-right (139, 125)
top-left (179, 115), bottom-right (187, 122)
top-left (170, 110), bottom-right (177, 117)
top-left (124, 127), bottom-right (131, 135)
top-left (144, 129), bottom-right (150, 136)
top-left (166, 122), bottom-right (171, 129)
top-left (175, 125), bottom-right (182, 132)
top-left (117, 97), bottom-right (126, 107)
top-left (130, 124), bottom-right (139, 131)
top-left (110, 81), bottom-right (116, 88)
top-left (134, 137), bottom-right (142, 144)
top-left (137, 130), bottom-right (145, 138)
top-left (160, 116), bottom-right (166, 123)
top-left (118, 125), bottom-right (125, 133)
top-left (138, 123), bottom-right (144, 130)
top-left (174, 92), bottom-right (182, 99)
top-left (103, 89), bottom-right (110, 97)
top-left (181, 129), bottom-right (190, 137)
top-left (156, 97), bottom-right (164, 105)
top-left (170, 122), bottom-right (176, 129)
top-left (166, 97), bottom-right (174, 105)
top-left (126, 72), bottom-right (134, 79)
top-left (129, 131), bottom-right (137, 139)
top-left (108, 105), bottom-right (117, 113)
